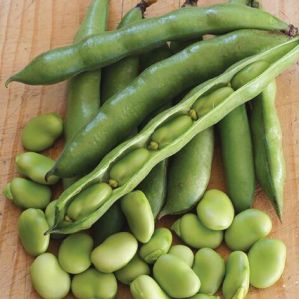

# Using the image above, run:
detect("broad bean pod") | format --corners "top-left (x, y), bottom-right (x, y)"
top-left (48, 37), bottom-right (299, 234)
top-left (8, 4), bottom-right (291, 85)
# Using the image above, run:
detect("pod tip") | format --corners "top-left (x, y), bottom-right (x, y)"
top-left (5, 77), bottom-right (14, 88)
top-left (137, 0), bottom-right (158, 16)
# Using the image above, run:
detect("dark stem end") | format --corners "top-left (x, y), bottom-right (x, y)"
top-left (286, 24), bottom-right (299, 38)
top-left (182, 0), bottom-right (198, 7)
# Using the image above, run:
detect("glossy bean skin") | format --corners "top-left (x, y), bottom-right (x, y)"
top-left (50, 37), bottom-right (299, 234)
top-left (109, 148), bottom-right (150, 188)
top-left (138, 160), bottom-right (167, 218)
top-left (130, 275), bottom-right (170, 299)
top-left (21, 113), bottom-right (63, 151)
top-left (115, 254), bottom-right (150, 285)
top-left (192, 248), bottom-right (225, 295)
top-left (169, 245), bottom-right (194, 267)
top-left (149, 115), bottom-right (193, 150)
top-left (71, 268), bottom-right (117, 299)
top-left (153, 254), bottom-right (201, 298)
top-left (222, 251), bottom-right (250, 299)
top-left (196, 189), bottom-right (234, 230)
top-left (18, 208), bottom-right (49, 256)
top-left (139, 228), bottom-right (172, 264)
top-left (3, 177), bottom-right (51, 209)
top-left (58, 233), bottom-right (93, 274)
top-left (30, 253), bottom-right (71, 299)
top-left (161, 128), bottom-right (214, 217)
top-left (121, 190), bottom-right (154, 243)
top-left (250, 80), bottom-right (285, 218)
top-left (91, 232), bottom-right (138, 273)
top-left (8, 5), bottom-right (289, 85)
top-left (248, 239), bottom-right (286, 288)
top-left (16, 152), bottom-right (59, 185)
top-left (91, 202), bottom-right (126, 246)
top-left (49, 30), bottom-right (291, 178)
top-left (66, 183), bottom-right (112, 221)
top-left (225, 209), bottom-right (272, 251)
top-left (172, 214), bottom-right (223, 249)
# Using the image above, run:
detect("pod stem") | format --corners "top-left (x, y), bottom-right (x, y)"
top-left (108, 179), bottom-right (119, 189)
top-left (5, 77), bottom-right (14, 88)
top-left (137, 0), bottom-right (158, 16)
top-left (182, 0), bottom-right (198, 7)
top-left (286, 24), bottom-right (299, 38)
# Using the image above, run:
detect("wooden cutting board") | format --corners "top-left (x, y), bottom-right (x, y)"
top-left (0, 0), bottom-right (298, 298)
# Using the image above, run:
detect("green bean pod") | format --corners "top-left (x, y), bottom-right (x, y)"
top-left (21, 113), bottom-right (63, 151)
top-left (66, 182), bottom-right (112, 221)
top-left (48, 36), bottom-right (299, 234)
top-left (121, 190), bottom-right (155, 243)
top-left (139, 228), bottom-right (173, 264)
top-left (16, 152), bottom-right (59, 185)
top-left (3, 178), bottom-right (51, 209)
top-left (8, 4), bottom-right (291, 85)
top-left (18, 208), bottom-right (50, 256)
top-left (49, 29), bottom-right (293, 178)
top-left (161, 128), bottom-right (214, 217)
top-left (222, 251), bottom-right (250, 299)
top-left (250, 80), bottom-right (285, 218)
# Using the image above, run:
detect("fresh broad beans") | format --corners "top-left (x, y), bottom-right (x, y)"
top-left (169, 245), bottom-right (194, 267)
top-left (160, 128), bottom-right (214, 217)
top-left (139, 228), bottom-right (172, 264)
top-left (130, 275), bottom-right (170, 299)
top-left (196, 189), bottom-right (234, 230)
top-left (16, 152), bottom-right (59, 185)
top-left (121, 190), bottom-right (154, 243)
top-left (138, 160), bottom-right (167, 218)
top-left (71, 268), bottom-right (117, 299)
top-left (18, 208), bottom-right (49, 256)
top-left (49, 37), bottom-right (299, 234)
top-left (250, 80), bottom-right (285, 218)
top-left (66, 183), bottom-right (112, 221)
top-left (108, 148), bottom-right (150, 188)
top-left (49, 29), bottom-right (292, 178)
top-left (92, 202), bottom-right (126, 246)
top-left (30, 253), bottom-right (71, 299)
top-left (222, 251), bottom-right (250, 299)
top-left (192, 248), bottom-right (225, 295)
top-left (189, 294), bottom-right (220, 299)
top-left (58, 233), bottom-right (93, 274)
top-left (91, 232), bottom-right (138, 273)
top-left (172, 214), bottom-right (223, 249)
top-left (153, 254), bottom-right (201, 298)
top-left (115, 254), bottom-right (150, 285)
top-left (248, 239), bottom-right (286, 288)
top-left (21, 113), bottom-right (63, 151)
top-left (225, 209), bottom-right (272, 251)
top-left (3, 177), bottom-right (51, 209)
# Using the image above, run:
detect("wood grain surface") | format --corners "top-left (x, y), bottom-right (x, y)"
top-left (0, 0), bottom-right (299, 298)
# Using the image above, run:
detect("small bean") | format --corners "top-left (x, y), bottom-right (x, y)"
top-left (21, 113), bottom-right (63, 151)
top-left (169, 245), bottom-right (194, 267)
top-left (130, 275), bottom-right (169, 299)
top-left (66, 183), bottom-right (112, 221)
top-left (192, 248), bottom-right (225, 295)
top-left (149, 115), bottom-right (193, 150)
top-left (172, 213), bottom-right (223, 249)
top-left (30, 253), bottom-right (70, 299)
top-left (109, 148), bottom-right (150, 188)
top-left (140, 228), bottom-right (172, 264)
top-left (248, 239), bottom-right (286, 288)
top-left (115, 254), bottom-right (150, 285)
top-left (121, 190), bottom-right (154, 243)
top-left (16, 152), bottom-right (59, 185)
top-left (58, 233), bottom-right (93, 274)
top-left (196, 189), bottom-right (234, 230)
top-left (225, 209), bottom-right (272, 251)
top-left (18, 208), bottom-right (49, 256)
top-left (91, 232), bottom-right (138, 273)
top-left (153, 254), bottom-right (201, 298)
top-left (3, 177), bottom-right (51, 209)
top-left (222, 251), bottom-right (250, 299)
top-left (71, 268), bottom-right (117, 299)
